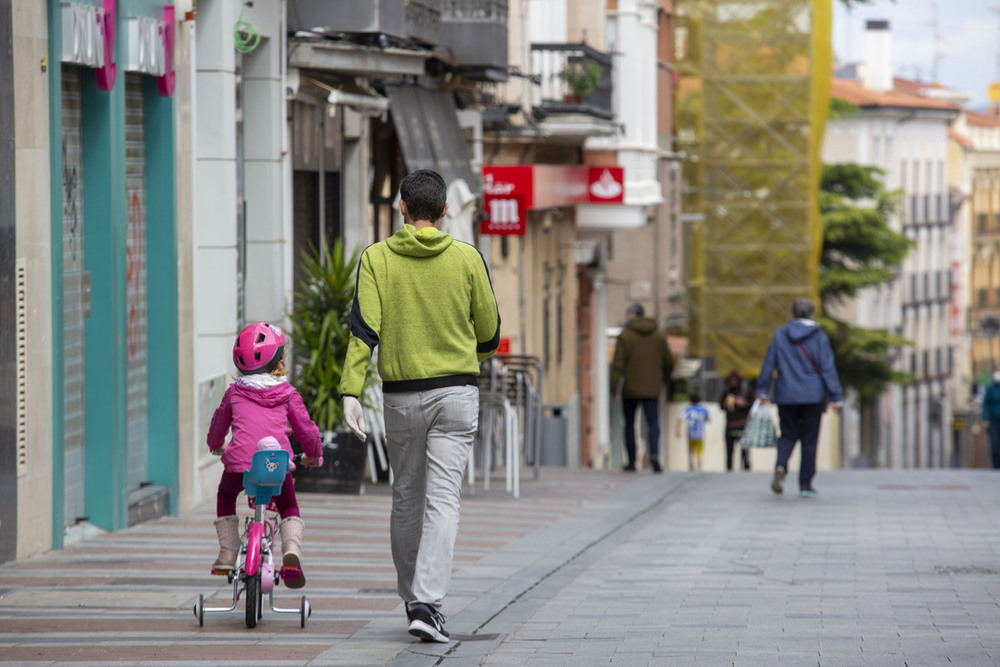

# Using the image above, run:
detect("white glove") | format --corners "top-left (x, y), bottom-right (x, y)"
top-left (343, 395), bottom-right (367, 442)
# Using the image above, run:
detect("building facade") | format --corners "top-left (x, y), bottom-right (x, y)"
top-left (950, 109), bottom-right (1000, 467)
top-left (9, 0), bottom-right (183, 560)
top-left (824, 22), bottom-right (959, 468)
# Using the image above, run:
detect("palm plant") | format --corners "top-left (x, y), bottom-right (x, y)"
top-left (287, 239), bottom-right (369, 431)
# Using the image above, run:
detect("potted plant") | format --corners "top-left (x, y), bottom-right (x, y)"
top-left (559, 59), bottom-right (603, 103)
top-left (287, 238), bottom-right (374, 494)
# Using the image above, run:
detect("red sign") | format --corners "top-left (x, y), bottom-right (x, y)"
top-left (480, 165), bottom-right (626, 236)
top-left (481, 167), bottom-right (529, 236)
top-left (497, 337), bottom-right (511, 354)
top-left (588, 167), bottom-right (624, 203)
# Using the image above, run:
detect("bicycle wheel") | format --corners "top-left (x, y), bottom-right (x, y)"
top-left (245, 571), bottom-right (261, 628)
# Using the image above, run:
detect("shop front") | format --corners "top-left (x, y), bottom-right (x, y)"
top-left (49, 0), bottom-right (177, 546)
top-left (481, 164), bottom-right (626, 466)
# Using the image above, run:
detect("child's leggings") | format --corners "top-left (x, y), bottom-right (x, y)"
top-left (216, 471), bottom-right (300, 518)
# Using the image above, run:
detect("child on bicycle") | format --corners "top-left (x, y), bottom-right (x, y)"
top-left (206, 322), bottom-right (323, 589)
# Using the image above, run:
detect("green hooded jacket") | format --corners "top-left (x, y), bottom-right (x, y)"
top-left (610, 316), bottom-right (674, 399)
top-left (338, 224), bottom-right (500, 396)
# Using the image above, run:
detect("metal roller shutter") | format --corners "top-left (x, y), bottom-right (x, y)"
top-left (61, 66), bottom-right (86, 529)
top-left (125, 74), bottom-right (148, 491)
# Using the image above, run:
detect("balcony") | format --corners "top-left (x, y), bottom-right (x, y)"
top-left (530, 43), bottom-right (613, 122)
top-left (438, 1), bottom-right (508, 78)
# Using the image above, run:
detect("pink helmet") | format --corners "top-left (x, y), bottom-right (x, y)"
top-left (233, 322), bottom-right (286, 373)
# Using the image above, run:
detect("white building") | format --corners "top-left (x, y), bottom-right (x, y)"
top-left (823, 20), bottom-right (960, 468)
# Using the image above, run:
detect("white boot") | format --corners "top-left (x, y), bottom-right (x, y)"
top-left (212, 515), bottom-right (240, 572)
top-left (280, 516), bottom-right (306, 589)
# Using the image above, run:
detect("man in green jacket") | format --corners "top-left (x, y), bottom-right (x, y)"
top-left (339, 169), bottom-right (500, 643)
top-left (610, 304), bottom-right (674, 472)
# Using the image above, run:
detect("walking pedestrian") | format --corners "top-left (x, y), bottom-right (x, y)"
top-left (756, 298), bottom-right (843, 497)
top-left (610, 304), bottom-right (674, 472)
top-left (981, 368), bottom-right (1000, 469)
top-left (677, 390), bottom-right (710, 471)
top-left (719, 370), bottom-right (752, 471)
top-left (337, 169), bottom-right (501, 643)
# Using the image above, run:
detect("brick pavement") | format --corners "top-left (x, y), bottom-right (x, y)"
top-left (1, 468), bottom-right (999, 666)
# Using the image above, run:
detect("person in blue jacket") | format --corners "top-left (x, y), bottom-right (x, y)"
top-left (980, 370), bottom-right (1000, 469)
top-left (756, 298), bottom-right (843, 497)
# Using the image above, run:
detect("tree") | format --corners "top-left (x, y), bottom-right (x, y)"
top-left (818, 163), bottom-right (914, 401)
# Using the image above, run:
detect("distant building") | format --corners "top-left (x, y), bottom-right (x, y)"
top-left (950, 108), bottom-right (1000, 467)
top-left (824, 20), bottom-right (960, 468)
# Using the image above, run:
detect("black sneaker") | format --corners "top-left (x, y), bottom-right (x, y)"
top-left (622, 464), bottom-right (636, 472)
top-left (407, 602), bottom-right (450, 643)
top-left (650, 459), bottom-right (663, 473)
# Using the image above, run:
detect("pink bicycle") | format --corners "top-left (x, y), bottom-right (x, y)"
top-left (193, 449), bottom-right (311, 628)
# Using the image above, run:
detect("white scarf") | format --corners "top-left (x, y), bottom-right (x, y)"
top-left (236, 374), bottom-right (287, 389)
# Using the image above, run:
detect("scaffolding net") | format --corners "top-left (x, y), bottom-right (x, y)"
top-left (675, 0), bottom-right (832, 378)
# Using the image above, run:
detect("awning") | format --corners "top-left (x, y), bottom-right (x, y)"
top-left (384, 84), bottom-right (476, 189)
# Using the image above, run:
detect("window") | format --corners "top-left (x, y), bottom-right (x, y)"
top-left (979, 212), bottom-right (989, 234)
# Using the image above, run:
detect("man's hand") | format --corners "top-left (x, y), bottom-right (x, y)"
top-left (830, 401), bottom-right (842, 414)
top-left (343, 396), bottom-right (367, 442)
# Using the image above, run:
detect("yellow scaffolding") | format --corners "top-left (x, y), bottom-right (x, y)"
top-left (675, 0), bottom-right (832, 378)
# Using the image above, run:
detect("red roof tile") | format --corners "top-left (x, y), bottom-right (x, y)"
top-left (965, 109), bottom-right (1000, 128)
top-left (831, 77), bottom-right (959, 111)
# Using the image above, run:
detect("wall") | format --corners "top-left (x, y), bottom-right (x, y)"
top-left (192, 0), bottom-right (287, 502)
top-left (174, 11), bottom-right (196, 511)
top-left (1, 0), bottom-right (17, 562)
top-left (13, 0), bottom-right (54, 558)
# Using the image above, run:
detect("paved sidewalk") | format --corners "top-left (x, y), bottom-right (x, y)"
top-left (1, 468), bottom-right (999, 666)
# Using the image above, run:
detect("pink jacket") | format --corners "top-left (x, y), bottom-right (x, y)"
top-left (207, 378), bottom-right (323, 473)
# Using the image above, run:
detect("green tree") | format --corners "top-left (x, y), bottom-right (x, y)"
top-left (819, 163), bottom-right (914, 401)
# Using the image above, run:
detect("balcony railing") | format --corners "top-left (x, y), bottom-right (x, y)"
top-left (442, 0), bottom-right (507, 20)
top-left (530, 42), bottom-right (613, 120)
top-left (439, 0), bottom-right (508, 74)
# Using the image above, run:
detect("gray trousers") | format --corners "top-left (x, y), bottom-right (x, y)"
top-left (383, 385), bottom-right (478, 609)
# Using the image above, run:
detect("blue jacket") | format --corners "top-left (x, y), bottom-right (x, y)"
top-left (982, 381), bottom-right (1000, 422)
top-left (756, 319), bottom-right (843, 405)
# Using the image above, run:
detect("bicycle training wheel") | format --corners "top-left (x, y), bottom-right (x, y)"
top-left (245, 572), bottom-right (261, 628)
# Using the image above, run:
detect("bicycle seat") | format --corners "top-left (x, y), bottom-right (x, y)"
top-left (243, 449), bottom-right (289, 507)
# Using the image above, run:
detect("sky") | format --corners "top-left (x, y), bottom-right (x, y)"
top-left (832, 0), bottom-right (1000, 110)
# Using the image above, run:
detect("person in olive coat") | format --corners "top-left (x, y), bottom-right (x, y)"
top-left (610, 304), bottom-right (674, 472)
